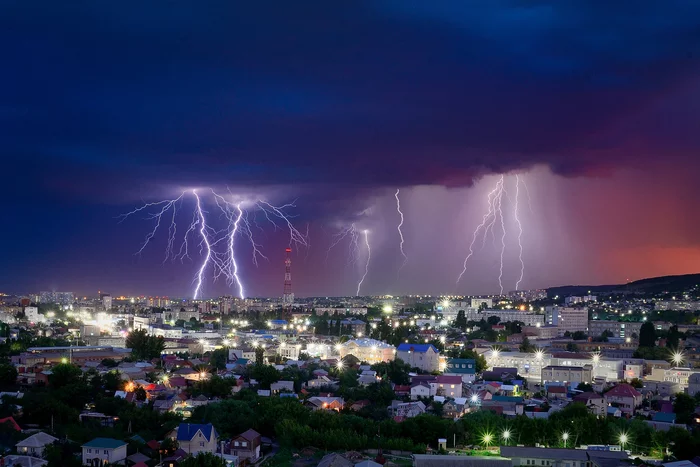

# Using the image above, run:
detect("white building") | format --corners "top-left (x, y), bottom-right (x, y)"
top-left (688, 373), bottom-right (700, 397)
top-left (278, 343), bottom-right (301, 360)
top-left (396, 344), bottom-right (440, 372)
top-left (340, 338), bottom-right (395, 363)
top-left (82, 438), bottom-right (127, 466)
top-left (102, 294), bottom-right (112, 311)
top-left (314, 307), bottom-right (368, 316)
top-left (565, 296), bottom-right (597, 305)
top-left (545, 307), bottom-right (588, 336)
top-left (16, 432), bottom-right (58, 458)
top-left (25, 307), bottom-right (47, 324)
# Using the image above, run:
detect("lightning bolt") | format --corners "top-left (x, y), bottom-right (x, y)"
top-left (357, 229), bottom-right (371, 296)
top-left (514, 175), bottom-right (525, 290)
top-left (192, 189), bottom-right (212, 300)
top-left (457, 177), bottom-right (503, 284)
top-left (326, 223), bottom-right (360, 265)
top-left (120, 188), bottom-right (306, 300)
top-left (395, 189), bottom-right (408, 271)
top-left (496, 179), bottom-right (508, 295)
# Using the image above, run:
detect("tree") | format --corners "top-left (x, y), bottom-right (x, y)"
top-left (639, 321), bottom-right (656, 347)
top-left (673, 393), bottom-right (696, 424)
top-left (371, 359), bottom-right (411, 385)
top-left (249, 364), bottom-right (280, 389)
top-left (49, 364), bottom-right (83, 389)
top-left (487, 316), bottom-right (501, 326)
top-left (455, 310), bottom-right (467, 331)
top-left (126, 329), bottom-right (166, 360)
top-left (629, 378), bottom-right (644, 389)
top-left (565, 342), bottom-right (579, 352)
top-left (667, 325), bottom-right (681, 349)
top-left (576, 382), bottom-right (593, 392)
top-left (100, 358), bottom-right (118, 368)
top-left (571, 331), bottom-right (588, 341)
top-left (134, 387), bottom-right (147, 401)
top-left (209, 348), bottom-right (228, 370)
top-left (519, 337), bottom-right (535, 353)
top-left (254, 347), bottom-right (264, 365)
top-left (179, 452), bottom-right (226, 467)
top-left (0, 363), bottom-right (17, 387)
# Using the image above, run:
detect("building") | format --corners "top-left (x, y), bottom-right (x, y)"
top-left (588, 320), bottom-right (642, 340)
top-left (231, 429), bottom-right (261, 462)
top-left (39, 291), bottom-right (74, 305)
top-left (565, 295), bottom-right (597, 305)
top-left (647, 367), bottom-right (700, 391)
top-left (339, 338), bottom-right (395, 364)
top-left (688, 372), bottom-right (700, 397)
top-left (413, 455), bottom-right (511, 467)
top-left (541, 365), bottom-right (593, 385)
top-left (396, 343), bottom-right (440, 372)
top-left (444, 358), bottom-right (476, 383)
top-left (101, 294), bottom-right (112, 311)
top-left (545, 307), bottom-right (588, 336)
top-left (500, 446), bottom-right (628, 467)
top-left (314, 307), bottom-right (368, 316)
top-left (435, 375), bottom-right (463, 398)
top-left (463, 310), bottom-right (545, 327)
top-left (471, 298), bottom-right (494, 309)
top-left (572, 392), bottom-right (606, 416)
top-left (278, 343), bottom-right (301, 360)
top-left (388, 400), bottom-right (426, 419)
top-left (81, 438), bottom-right (128, 466)
top-left (16, 432), bottom-right (58, 458)
top-left (603, 384), bottom-right (642, 416)
top-left (171, 423), bottom-right (218, 455)
top-left (522, 325), bottom-right (559, 340)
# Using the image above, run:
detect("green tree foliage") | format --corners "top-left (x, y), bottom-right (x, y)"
top-left (209, 348), bottom-right (228, 370)
top-left (639, 321), bottom-right (656, 347)
top-left (0, 363), bottom-right (18, 387)
top-left (571, 331), bottom-right (588, 340)
top-left (455, 310), bottom-right (467, 331)
top-left (100, 358), bottom-right (118, 368)
top-left (202, 399), bottom-right (256, 438)
top-left (565, 342), bottom-right (579, 352)
top-left (486, 316), bottom-right (501, 326)
top-left (255, 347), bottom-right (264, 365)
top-left (519, 337), bottom-right (535, 353)
top-left (371, 359), bottom-right (411, 385)
top-left (49, 363), bottom-right (83, 389)
top-left (673, 393), bottom-right (696, 424)
top-left (249, 364), bottom-right (281, 390)
top-left (125, 329), bottom-right (166, 360)
top-left (179, 452), bottom-right (226, 467)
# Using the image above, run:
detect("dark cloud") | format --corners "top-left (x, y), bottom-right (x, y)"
top-left (2, 1), bottom-right (699, 205)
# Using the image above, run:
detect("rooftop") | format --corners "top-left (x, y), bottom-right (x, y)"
top-left (82, 438), bottom-right (128, 449)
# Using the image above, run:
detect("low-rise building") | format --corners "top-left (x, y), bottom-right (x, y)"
top-left (340, 338), bottom-right (395, 364)
top-left (435, 375), bottom-right (463, 398)
top-left (388, 400), bottom-right (426, 420)
top-left (500, 446), bottom-right (628, 467)
top-left (81, 438), bottom-right (128, 466)
top-left (171, 423), bottom-right (218, 455)
top-left (541, 365), bottom-right (593, 385)
top-left (16, 432), bottom-right (58, 458)
top-left (444, 358), bottom-right (476, 383)
top-left (604, 384), bottom-right (642, 416)
top-left (396, 343), bottom-right (440, 372)
top-left (231, 429), bottom-right (261, 462)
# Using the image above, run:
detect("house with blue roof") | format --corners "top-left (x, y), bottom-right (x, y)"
top-left (170, 422), bottom-right (218, 455)
top-left (396, 343), bottom-right (440, 372)
top-left (444, 358), bottom-right (476, 383)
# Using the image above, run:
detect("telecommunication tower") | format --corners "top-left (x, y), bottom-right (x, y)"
top-left (283, 248), bottom-right (294, 307)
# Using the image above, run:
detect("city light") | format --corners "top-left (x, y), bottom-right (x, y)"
top-left (534, 349), bottom-right (544, 361)
top-left (336, 360), bottom-right (344, 370)
top-left (481, 432), bottom-right (493, 447)
top-left (671, 350), bottom-right (685, 366)
top-left (618, 432), bottom-right (629, 448)
top-left (501, 429), bottom-right (512, 445)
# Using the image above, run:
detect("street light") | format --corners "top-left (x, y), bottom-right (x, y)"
top-left (481, 432), bottom-right (493, 447)
top-left (671, 350), bottom-right (684, 367)
top-left (501, 429), bottom-right (512, 445)
top-left (561, 432), bottom-right (569, 448)
top-left (618, 432), bottom-right (629, 449)
top-left (336, 360), bottom-right (344, 370)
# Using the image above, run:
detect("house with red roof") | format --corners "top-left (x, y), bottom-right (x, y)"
top-left (604, 384), bottom-right (642, 416)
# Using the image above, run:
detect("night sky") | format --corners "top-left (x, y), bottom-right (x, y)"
top-left (2, 2), bottom-right (700, 298)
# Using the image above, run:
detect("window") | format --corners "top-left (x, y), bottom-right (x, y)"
top-left (200, 442), bottom-right (205, 447)
top-left (88, 449), bottom-right (92, 454)
top-left (242, 441), bottom-right (247, 447)
top-left (234, 441), bottom-right (239, 447)
top-left (451, 385), bottom-right (455, 389)
top-left (104, 450), bottom-right (108, 454)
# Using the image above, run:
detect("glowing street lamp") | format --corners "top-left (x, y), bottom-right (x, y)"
top-left (618, 432), bottom-right (629, 449)
top-left (501, 429), bottom-right (512, 445)
top-left (336, 360), bottom-right (344, 370)
top-left (561, 432), bottom-right (569, 448)
top-left (481, 432), bottom-right (493, 447)
top-left (671, 350), bottom-right (684, 367)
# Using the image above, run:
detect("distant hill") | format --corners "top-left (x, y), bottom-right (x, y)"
top-left (547, 273), bottom-right (700, 298)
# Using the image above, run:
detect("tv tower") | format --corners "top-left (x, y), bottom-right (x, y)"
top-left (283, 248), bottom-right (294, 308)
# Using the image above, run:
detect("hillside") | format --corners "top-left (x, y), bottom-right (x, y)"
top-left (547, 273), bottom-right (700, 298)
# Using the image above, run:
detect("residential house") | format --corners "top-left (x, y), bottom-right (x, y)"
top-left (573, 392), bottom-right (606, 416)
top-left (388, 401), bottom-right (426, 420)
top-left (305, 397), bottom-right (345, 411)
top-left (357, 370), bottom-right (379, 387)
top-left (82, 438), bottom-right (128, 466)
top-left (541, 365), bottom-right (593, 385)
top-left (305, 375), bottom-right (336, 389)
top-left (317, 453), bottom-right (353, 467)
top-left (396, 344), bottom-right (440, 372)
top-left (443, 398), bottom-right (468, 418)
top-left (482, 367), bottom-right (519, 382)
top-left (546, 385), bottom-right (567, 400)
top-left (16, 432), bottom-right (58, 457)
top-left (270, 380), bottom-right (295, 394)
top-left (688, 373), bottom-right (700, 397)
top-left (410, 382), bottom-right (432, 400)
top-left (171, 423), bottom-right (218, 455)
top-left (444, 358), bottom-right (476, 383)
top-left (435, 375), bottom-right (463, 398)
top-left (604, 384), bottom-right (642, 416)
top-left (231, 429), bottom-right (262, 462)
top-left (2, 455), bottom-right (48, 466)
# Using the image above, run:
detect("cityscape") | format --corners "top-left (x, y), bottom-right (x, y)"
top-left (3, 2), bottom-right (700, 467)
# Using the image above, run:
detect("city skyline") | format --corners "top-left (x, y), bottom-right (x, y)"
top-left (3, 3), bottom-right (700, 297)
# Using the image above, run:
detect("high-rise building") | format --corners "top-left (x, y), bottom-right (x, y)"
top-left (101, 293), bottom-right (112, 311)
top-left (545, 306), bottom-right (588, 336)
top-left (39, 291), bottom-right (74, 306)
